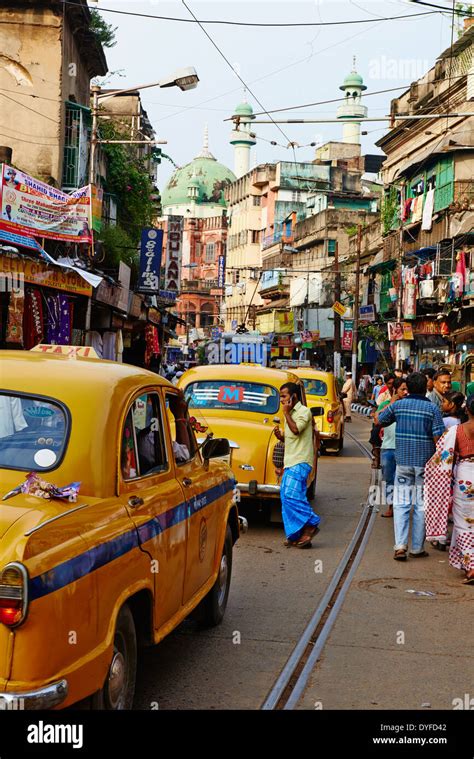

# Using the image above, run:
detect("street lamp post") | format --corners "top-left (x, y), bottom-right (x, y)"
top-left (89, 67), bottom-right (199, 184)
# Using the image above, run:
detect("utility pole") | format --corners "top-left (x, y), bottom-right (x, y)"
top-left (89, 85), bottom-right (100, 186)
top-left (395, 185), bottom-right (405, 371)
top-left (351, 224), bottom-right (362, 379)
top-left (333, 240), bottom-right (341, 378)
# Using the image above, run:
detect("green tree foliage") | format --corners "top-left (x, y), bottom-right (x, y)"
top-left (98, 119), bottom-right (156, 248)
top-left (99, 225), bottom-right (138, 274)
top-left (90, 9), bottom-right (118, 48)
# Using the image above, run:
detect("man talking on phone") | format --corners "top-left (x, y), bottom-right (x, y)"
top-left (274, 382), bottom-right (320, 548)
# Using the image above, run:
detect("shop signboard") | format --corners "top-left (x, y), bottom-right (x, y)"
top-left (0, 253), bottom-right (92, 296)
top-left (413, 319), bottom-right (449, 335)
top-left (158, 289), bottom-right (177, 302)
top-left (359, 304), bottom-right (375, 322)
top-left (341, 319), bottom-right (354, 350)
top-left (278, 335), bottom-right (293, 347)
top-left (217, 255), bottom-right (225, 288)
top-left (137, 228), bottom-right (163, 294)
top-left (231, 319), bottom-right (238, 330)
top-left (332, 301), bottom-right (346, 317)
top-left (0, 164), bottom-right (93, 244)
top-left (163, 215), bottom-right (183, 294)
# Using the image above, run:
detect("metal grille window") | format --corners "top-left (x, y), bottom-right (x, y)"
top-left (62, 102), bottom-right (90, 190)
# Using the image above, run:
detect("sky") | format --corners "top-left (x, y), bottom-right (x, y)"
top-left (93, 0), bottom-right (460, 188)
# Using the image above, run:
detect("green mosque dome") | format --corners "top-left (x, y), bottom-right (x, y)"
top-left (340, 71), bottom-right (367, 91)
top-left (162, 127), bottom-right (236, 209)
top-left (233, 102), bottom-right (254, 118)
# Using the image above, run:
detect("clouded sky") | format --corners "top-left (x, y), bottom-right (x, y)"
top-left (97, 0), bottom-right (457, 186)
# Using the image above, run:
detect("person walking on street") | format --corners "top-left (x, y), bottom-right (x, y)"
top-left (426, 370), bottom-right (452, 409)
top-left (274, 383), bottom-right (320, 549)
top-left (341, 371), bottom-right (356, 422)
top-left (425, 395), bottom-right (474, 584)
top-left (377, 372), bottom-right (445, 561)
top-left (380, 377), bottom-right (408, 518)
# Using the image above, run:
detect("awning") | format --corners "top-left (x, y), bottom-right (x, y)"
top-left (404, 246), bottom-right (437, 262)
top-left (367, 258), bottom-right (397, 274)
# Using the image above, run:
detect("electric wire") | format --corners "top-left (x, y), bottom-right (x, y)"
top-left (59, 1), bottom-right (440, 27)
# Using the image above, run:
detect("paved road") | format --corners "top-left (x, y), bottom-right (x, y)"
top-left (134, 420), bottom-right (371, 710)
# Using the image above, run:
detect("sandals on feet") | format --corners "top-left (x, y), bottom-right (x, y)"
top-left (394, 549), bottom-right (407, 561)
top-left (409, 550), bottom-right (429, 558)
top-left (430, 540), bottom-right (447, 551)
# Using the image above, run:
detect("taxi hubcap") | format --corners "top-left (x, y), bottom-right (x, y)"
top-left (217, 553), bottom-right (228, 607)
top-left (108, 649), bottom-right (126, 709)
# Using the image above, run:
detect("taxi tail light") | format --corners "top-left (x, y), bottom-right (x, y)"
top-left (0, 564), bottom-right (28, 628)
top-left (327, 410), bottom-right (335, 423)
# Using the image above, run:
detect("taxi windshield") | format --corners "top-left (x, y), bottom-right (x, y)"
top-left (302, 378), bottom-right (328, 396)
top-left (184, 380), bottom-right (280, 414)
top-left (0, 393), bottom-right (69, 472)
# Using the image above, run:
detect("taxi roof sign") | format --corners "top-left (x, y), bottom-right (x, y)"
top-left (30, 345), bottom-right (100, 359)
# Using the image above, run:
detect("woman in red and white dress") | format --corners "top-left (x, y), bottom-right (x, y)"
top-left (425, 395), bottom-right (474, 584)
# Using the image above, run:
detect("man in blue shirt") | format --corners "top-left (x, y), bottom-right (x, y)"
top-left (377, 372), bottom-right (445, 561)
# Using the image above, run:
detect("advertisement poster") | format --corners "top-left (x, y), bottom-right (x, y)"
top-left (137, 228), bottom-right (163, 293)
top-left (0, 164), bottom-right (93, 244)
top-left (388, 322), bottom-right (415, 340)
top-left (217, 254), bottom-right (226, 288)
top-left (341, 319), bottom-right (354, 350)
top-left (164, 215), bottom-right (183, 293)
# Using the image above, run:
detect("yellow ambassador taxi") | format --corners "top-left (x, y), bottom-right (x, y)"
top-left (292, 369), bottom-right (344, 455)
top-left (0, 348), bottom-right (240, 710)
top-left (178, 364), bottom-right (319, 502)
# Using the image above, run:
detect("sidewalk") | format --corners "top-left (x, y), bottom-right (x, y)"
top-left (297, 420), bottom-right (473, 711)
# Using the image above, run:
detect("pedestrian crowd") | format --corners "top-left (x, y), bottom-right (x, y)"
top-left (367, 369), bottom-right (474, 585)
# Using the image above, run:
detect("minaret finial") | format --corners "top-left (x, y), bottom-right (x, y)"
top-left (203, 123), bottom-right (209, 152)
top-left (352, 55), bottom-right (357, 72)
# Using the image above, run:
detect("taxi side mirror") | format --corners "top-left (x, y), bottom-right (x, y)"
top-left (202, 437), bottom-right (230, 461)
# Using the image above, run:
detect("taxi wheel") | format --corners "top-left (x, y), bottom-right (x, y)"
top-left (196, 525), bottom-right (233, 627)
top-left (92, 604), bottom-right (137, 710)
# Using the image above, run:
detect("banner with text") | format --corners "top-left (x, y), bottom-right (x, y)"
top-left (137, 228), bottom-right (163, 293)
top-left (164, 216), bottom-right (183, 294)
top-left (0, 164), bottom-right (93, 244)
top-left (342, 319), bottom-right (354, 350)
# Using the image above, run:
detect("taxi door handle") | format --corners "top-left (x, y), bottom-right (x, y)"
top-left (182, 478), bottom-right (193, 487)
top-left (128, 496), bottom-right (144, 508)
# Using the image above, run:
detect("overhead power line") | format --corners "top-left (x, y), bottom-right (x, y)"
top-left (60, 0), bottom-right (439, 27)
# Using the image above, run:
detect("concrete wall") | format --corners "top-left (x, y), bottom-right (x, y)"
top-left (0, 5), bottom-right (62, 182)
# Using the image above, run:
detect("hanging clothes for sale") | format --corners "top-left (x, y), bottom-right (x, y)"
top-left (102, 331), bottom-right (116, 361)
top-left (402, 267), bottom-right (417, 319)
top-left (421, 187), bottom-right (435, 231)
top-left (5, 289), bottom-right (24, 345)
top-left (23, 288), bottom-right (44, 350)
top-left (45, 294), bottom-right (71, 345)
top-left (144, 324), bottom-right (159, 368)
top-left (85, 330), bottom-right (103, 358)
top-left (116, 330), bottom-right (124, 363)
top-left (455, 250), bottom-right (467, 293)
top-left (419, 279), bottom-right (434, 299)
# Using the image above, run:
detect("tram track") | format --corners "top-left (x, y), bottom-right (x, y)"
top-left (261, 429), bottom-right (379, 710)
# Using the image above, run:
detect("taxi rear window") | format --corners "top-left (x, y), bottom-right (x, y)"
top-left (0, 392), bottom-right (70, 472)
top-left (302, 378), bottom-right (328, 397)
top-left (184, 381), bottom-right (280, 414)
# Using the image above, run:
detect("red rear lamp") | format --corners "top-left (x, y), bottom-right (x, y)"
top-left (0, 564), bottom-right (28, 628)
top-left (327, 410), bottom-right (335, 423)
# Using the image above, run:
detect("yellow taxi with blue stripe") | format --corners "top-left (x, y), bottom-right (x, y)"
top-left (0, 347), bottom-right (240, 709)
top-left (178, 364), bottom-right (318, 502)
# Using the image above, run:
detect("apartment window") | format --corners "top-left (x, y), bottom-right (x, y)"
top-left (327, 239), bottom-right (337, 256)
top-left (292, 190), bottom-right (302, 203)
top-left (252, 195), bottom-right (261, 206)
top-left (251, 230), bottom-right (261, 244)
top-left (205, 243), bottom-right (215, 262)
top-left (62, 101), bottom-right (90, 190)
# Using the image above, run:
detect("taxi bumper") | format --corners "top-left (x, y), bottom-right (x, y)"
top-left (237, 482), bottom-right (280, 496)
top-left (0, 679), bottom-right (68, 710)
